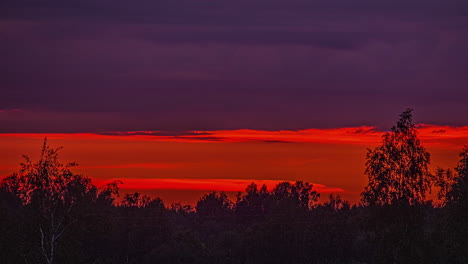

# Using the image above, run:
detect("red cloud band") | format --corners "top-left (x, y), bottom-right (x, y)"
top-left (93, 178), bottom-right (345, 193)
top-left (1, 125), bottom-right (467, 145)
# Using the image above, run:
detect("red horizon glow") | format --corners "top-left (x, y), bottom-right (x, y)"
top-left (0, 124), bottom-right (467, 144)
top-left (92, 178), bottom-right (345, 193)
top-left (0, 124), bottom-right (467, 204)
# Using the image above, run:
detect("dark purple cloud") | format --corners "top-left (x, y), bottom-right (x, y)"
top-left (1, 0), bottom-right (468, 133)
top-left (96, 131), bottom-right (213, 137)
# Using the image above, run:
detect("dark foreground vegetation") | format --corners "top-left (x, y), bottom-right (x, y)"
top-left (1, 109), bottom-right (467, 264)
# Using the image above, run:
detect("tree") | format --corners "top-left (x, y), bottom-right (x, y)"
top-left (434, 147), bottom-right (468, 262)
top-left (321, 194), bottom-right (350, 211)
top-left (361, 109), bottom-right (431, 206)
top-left (196, 192), bottom-right (232, 218)
top-left (446, 146), bottom-right (468, 209)
top-left (272, 181), bottom-right (319, 209)
top-left (235, 182), bottom-right (271, 224)
top-left (433, 167), bottom-right (455, 205)
top-left (0, 139), bottom-right (113, 264)
top-left (121, 192), bottom-right (152, 208)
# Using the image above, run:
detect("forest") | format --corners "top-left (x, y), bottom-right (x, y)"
top-left (1, 109), bottom-right (467, 264)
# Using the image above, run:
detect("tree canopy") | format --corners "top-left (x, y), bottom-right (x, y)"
top-left (447, 146), bottom-right (468, 208)
top-left (1, 111), bottom-right (468, 263)
top-left (361, 109), bottom-right (431, 206)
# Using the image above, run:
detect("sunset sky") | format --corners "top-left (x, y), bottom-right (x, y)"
top-left (1, 0), bottom-right (467, 205)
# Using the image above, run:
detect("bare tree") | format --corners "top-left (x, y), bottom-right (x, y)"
top-left (1, 139), bottom-right (98, 264)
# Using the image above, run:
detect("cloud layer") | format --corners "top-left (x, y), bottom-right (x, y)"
top-left (1, 0), bottom-right (468, 131)
top-left (1, 125), bottom-right (467, 146)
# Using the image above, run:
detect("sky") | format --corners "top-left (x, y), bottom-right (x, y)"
top-left (1, 0), bottom-right (468, 205)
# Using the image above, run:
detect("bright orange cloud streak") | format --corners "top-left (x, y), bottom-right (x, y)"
top-left (93, 178), bottom-right (345, 193)
top-left (82, 163), bottom-right (180, 169)
top-left (1, 124), bottom-right (467, 204)
top-left (1, 124), bottom-right (467, 144)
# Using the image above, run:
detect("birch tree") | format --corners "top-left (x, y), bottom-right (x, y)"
top-left (1, 139), bottom-right (98, 264)
top-left (361, 109), bottom-right (431, 206)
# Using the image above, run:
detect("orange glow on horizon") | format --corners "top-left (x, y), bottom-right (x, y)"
top-left (0, 124), bottom-right (466, 145)
top-left (0, 124), bottom-right (467, 204)
top-left (92, 178), bottom-right (345, 193)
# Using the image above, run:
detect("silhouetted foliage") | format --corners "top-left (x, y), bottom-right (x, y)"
top-left (361, 109), bottom-right (431, 206)
top-left (196, 192), bottom-right (232, 218)
top-left (447, 146), bottom-right (468, 208)
top-left (0, 139), bottom-right (120, 264)
top-left (1, 112), bottom-right (467, 263)
top-left (121, 192), bottom-right (152, 208)
top-left (434, 167), bottom-right (456, 204)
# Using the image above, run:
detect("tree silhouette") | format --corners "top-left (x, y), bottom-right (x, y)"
top-left (361, 109), bottom-right (431, 206)
top-left (2, 135), bottom-right (467, 263)
top-left (272, 181), bottom-right (319, 209)
top-left (196, 192), bottom-right (232, 218)
top-left (321, 194), bottom-right (350, 211)
top-left (121, 192), bottom-right (152, 208)
top-left (433, 167), bottom-right (455, 204)
top-left (442, 146), bottom-right (468, 262)
top-left (447, 146), bottom-right (468, 208)
top-left (0, 139), bottom-right (109, 264)
top-left (235, 182), bottom-right (270, 222)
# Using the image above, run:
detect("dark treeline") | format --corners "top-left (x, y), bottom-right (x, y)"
top-left (1, 109), bottom-right (467, 264)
